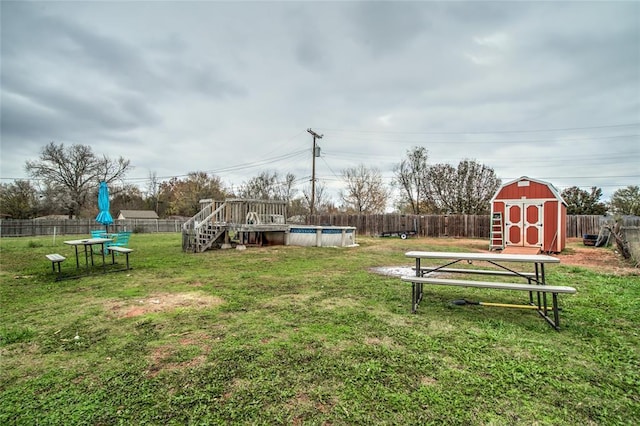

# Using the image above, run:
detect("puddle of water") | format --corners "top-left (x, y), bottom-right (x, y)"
top-left (370, 266), bottom-right (445, 277)
top-left (370, 266), bottom-right (415, 277)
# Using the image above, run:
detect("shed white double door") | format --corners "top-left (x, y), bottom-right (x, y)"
top-left (505, 202), bottom-right (543, 248)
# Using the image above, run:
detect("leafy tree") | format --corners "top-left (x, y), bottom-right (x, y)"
top-left (25, 142), bottom-right (130, 218)
top-left (0, 180), bottom-right (39, 218)
top-left (393, 146), bottom-right (429, 214)
top-left (427, 159), bottom-right (501, 214)
top-left (110, 185), bottom-right (147, 214)
top-left (561, 186), bottom-right (607, 215)
top-left (609, 185), bottom-right (640, 216)
top-left (340, 164), bottom-right (389, 213)
top-left (159, 172), bottom-right (227, 217)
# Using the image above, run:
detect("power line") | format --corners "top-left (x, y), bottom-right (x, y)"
top-left (320, 156), bottom-right (342, 181)
top-left (322, 147), bottom-right (639, 166)
top-left (210, 149), bottom-right (307, 175)
top-left (127, 149), bottom-right (308, 182)
top-left (321, 133), bottom-right (639, 145)
top-left (317, 122), bottom-right (640, 136)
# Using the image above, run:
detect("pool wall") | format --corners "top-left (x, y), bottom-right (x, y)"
top-left (287, 225), bottom-right (357, 247)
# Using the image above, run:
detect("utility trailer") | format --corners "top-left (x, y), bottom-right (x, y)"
top-left (378, 217), bottom-right (418, 240)
top-left (378, 230), bottom-right (417, 240)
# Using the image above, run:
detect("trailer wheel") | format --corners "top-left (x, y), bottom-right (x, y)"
top-left (400, 233), bottom-right (407, 240)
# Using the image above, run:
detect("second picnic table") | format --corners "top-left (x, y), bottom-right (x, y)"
top-left (402, 251), bottom-right (576, 330)
top-left (63, 237), bottom-right (114, 273)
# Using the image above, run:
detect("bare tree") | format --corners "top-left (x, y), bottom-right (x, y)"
top-left (278, 172), bottom-right (298, 203)
top-left (427, 159), bottom-right (501, 214)
top-left (302, 181), bottom-right (331, 214)
top-left (239, 171), bottom-right (299, 202)
top-left (340, 164), bottom-right (389, 213)
top-left (146, 170), bottom-right (161, 213)
top-left (25, 142), bottom-right (131, 218)
top-left (393, 146), bottom-right (430, 214)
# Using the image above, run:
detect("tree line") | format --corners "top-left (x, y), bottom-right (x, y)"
top-left (1, 142), bottom-right (639, 219)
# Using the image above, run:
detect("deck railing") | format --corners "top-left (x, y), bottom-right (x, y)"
top-left (221, 198), bottom-right (288, 225)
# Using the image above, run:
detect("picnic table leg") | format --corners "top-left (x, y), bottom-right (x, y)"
top-left (74, 246), bottom-right (80, 269)
top-left (83, 245), bottom-right (90, 271)
top-left (540, 263), bottom-right (548, 315)
top-left (530, 263), bottom-right (540, 304)
top-left (101, 243), bottom-right (106, 272)
top-left (537, 293), bottom-right (561, 331)
top-left (412, 282), bottom-right (417, 313)
top-left (412, 258), bottom-right (422, 313)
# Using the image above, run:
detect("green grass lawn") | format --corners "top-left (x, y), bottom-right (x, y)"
top-left (1, 234), bottom-right (638, 425)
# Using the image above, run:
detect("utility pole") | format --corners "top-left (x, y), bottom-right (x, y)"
top-left (307, 128), bottom-right (323, 215)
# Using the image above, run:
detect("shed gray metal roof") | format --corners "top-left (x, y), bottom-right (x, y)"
top-left (118, 210), bottom-right (159, 219)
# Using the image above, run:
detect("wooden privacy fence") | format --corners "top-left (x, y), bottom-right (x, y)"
top-left (307, 214), bottom-right (493, 238)
top-left (0, 215), bottom-right (626, 238)
top-left (307, 214), bottom-right (609, 239)
top-left (0, 219), bottom-right (185, 237)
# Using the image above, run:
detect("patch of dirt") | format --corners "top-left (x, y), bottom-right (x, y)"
top-left (287, 392), bottom-right (334, 424)
top-left (106, 292), bottom-right (224, 318)
top-left (364, 336), bottom-right (398, 349)
top-left (261, 292), bottom-right (322, 309)
top-left (420, 376), bottom-right (438, 386)
top-left (146, 332), bottom-right (212, 377)
top-left (556, 239), bottom-right (638, 275)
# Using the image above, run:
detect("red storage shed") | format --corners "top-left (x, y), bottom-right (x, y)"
top-left (490, 176), bottom-right (567, 253)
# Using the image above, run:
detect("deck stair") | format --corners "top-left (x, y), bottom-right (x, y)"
top-left (182, 200), bottom-right (229, 253)
top-left (182, 198), bottom-right (289, 253)
top-left (196, 223), bottom-right (227, 252)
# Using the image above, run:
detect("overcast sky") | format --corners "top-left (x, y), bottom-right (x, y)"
top-left (1, 1), bottom-right (639, 206)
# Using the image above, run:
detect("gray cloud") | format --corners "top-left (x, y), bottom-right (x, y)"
top-left (349, 2), bottom-right (430, 53)
top-left (1, 1), bottom-right (638, 201)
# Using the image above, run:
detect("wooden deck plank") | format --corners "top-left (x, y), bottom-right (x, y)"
top-left (501, 246), bottom-right (541, 255)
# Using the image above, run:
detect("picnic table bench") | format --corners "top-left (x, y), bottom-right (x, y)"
top-left (403, 251), bottom-right (576, 330)
top-left (108, 246), bottom-right (134, 270)
top-left (46, 254), bottom-right (66, 275)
